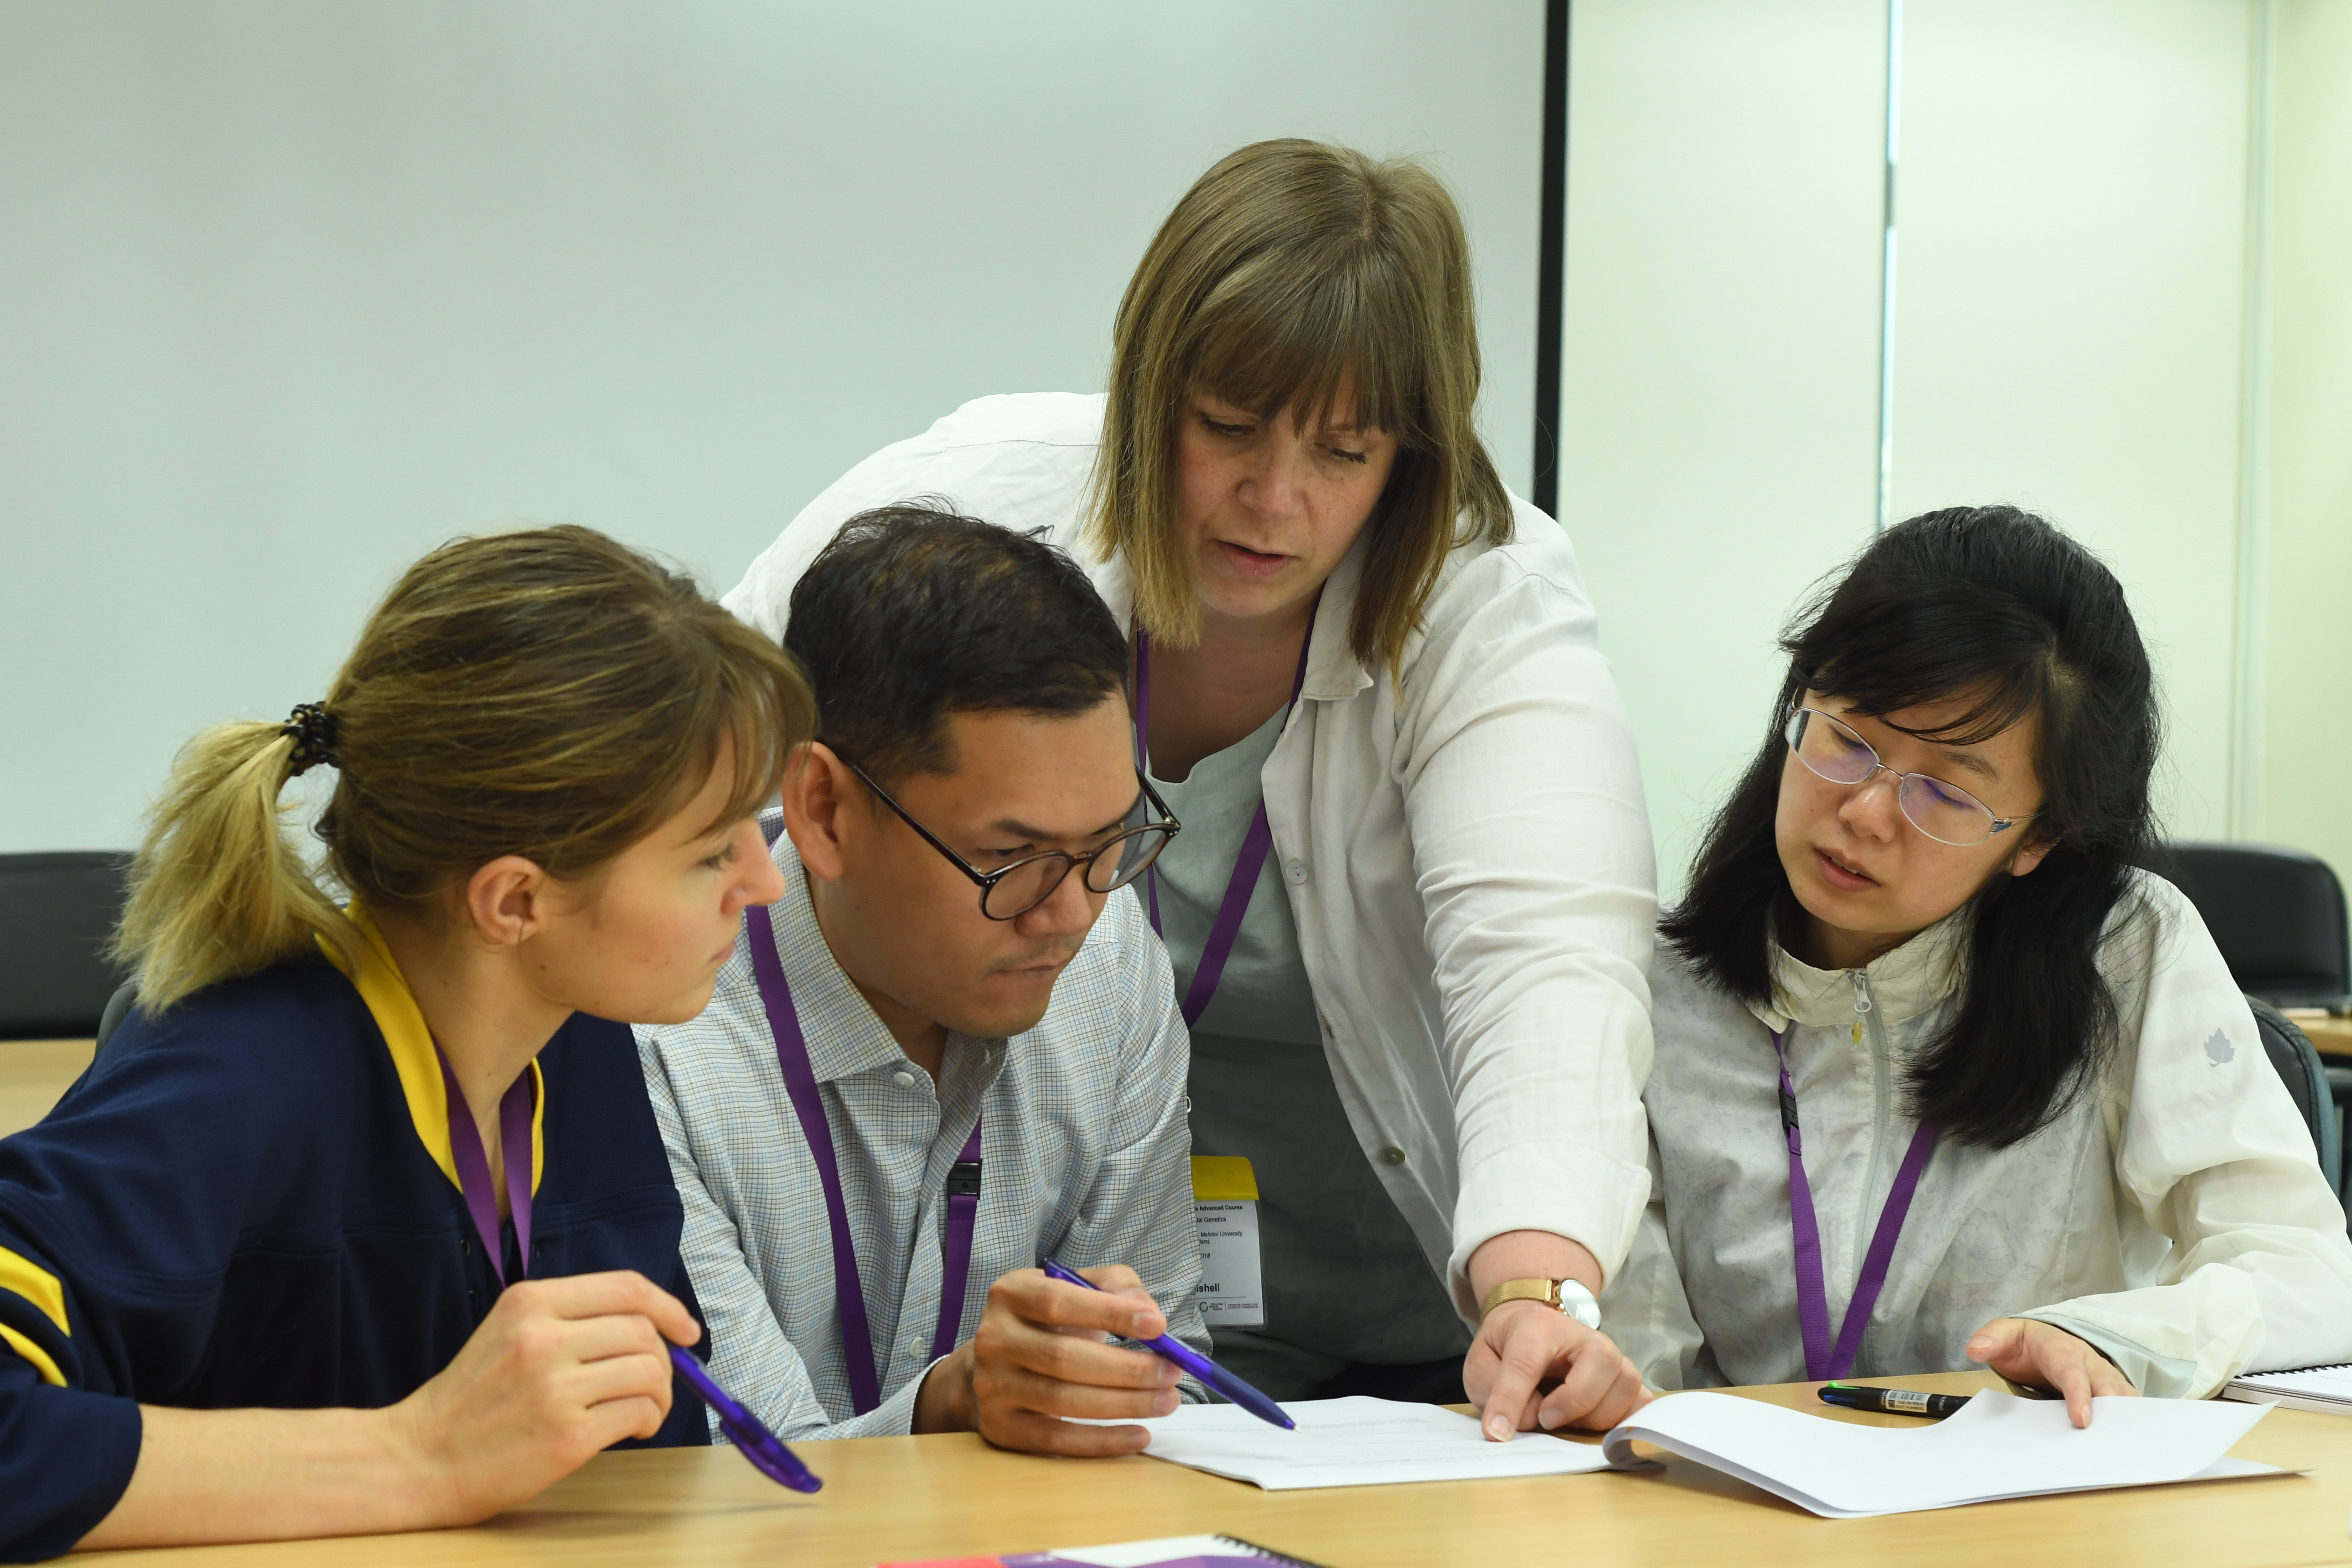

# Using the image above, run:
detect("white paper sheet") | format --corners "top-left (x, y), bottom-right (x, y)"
top-left (1118, 1396), bottom-right (1617, 1490)
top-left (1601, 1390), bottom-right (2287, 1517)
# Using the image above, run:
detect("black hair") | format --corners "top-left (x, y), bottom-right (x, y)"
top-left (785, 501), bottom-right (1131, 784)
top-left (1660, 505), bottom-right (2160, 1147)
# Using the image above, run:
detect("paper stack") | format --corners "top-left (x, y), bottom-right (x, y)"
top-left (1118, 1390), bottom-right (2287, 1517)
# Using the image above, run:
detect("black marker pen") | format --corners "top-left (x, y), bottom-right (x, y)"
top-left (1818, 1382), bottom-right (1972, 1420)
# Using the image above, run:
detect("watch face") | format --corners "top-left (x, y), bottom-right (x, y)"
top-left (1557, 1281), bottom-right (1603, 1330)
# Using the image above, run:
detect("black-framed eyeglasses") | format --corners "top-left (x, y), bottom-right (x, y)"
top-left (1785, 705), bottom-right (2038, 848)
top-left (844, 760), bottom-right (1183, 921)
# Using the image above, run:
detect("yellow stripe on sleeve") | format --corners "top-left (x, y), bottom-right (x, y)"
top-left (0, 1247), bottom-right (67, 1337)
top-left (0, 1323), bottom-right (64, 1387)
top-left (1191, 1155), bottom-right (1260, 1201)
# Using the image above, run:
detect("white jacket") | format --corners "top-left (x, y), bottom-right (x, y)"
top-left (724, 392), bottom-right (1659, 1313)
top-left (1615, 871), bottom-right (2352, 1398)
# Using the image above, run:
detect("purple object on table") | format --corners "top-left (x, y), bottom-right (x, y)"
top-left (667, 1345), bottom-right (823, 1493)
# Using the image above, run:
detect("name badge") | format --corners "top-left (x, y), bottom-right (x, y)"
top-left (1191, 1155), bottom-right (1263, 1328)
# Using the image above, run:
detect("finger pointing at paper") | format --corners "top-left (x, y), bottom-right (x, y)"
top-left (1966, 1317), bottom-right (2138, 1429)
top-left (1464, 1300), bottom-right (1650, 1440)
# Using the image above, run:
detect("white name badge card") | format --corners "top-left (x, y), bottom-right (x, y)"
top-left (1190, 1155), bottom-right (1263, 1328)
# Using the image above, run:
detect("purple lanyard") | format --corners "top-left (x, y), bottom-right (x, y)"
top-left (435, 1046), bottom-right (535, 1287)
top-left (1132, 603), bottom-right (1316, 1029)
top-left (743, 901), bottom-right (981, 1417)
top-left (1770, 1028), bottom-right (1937, 1381)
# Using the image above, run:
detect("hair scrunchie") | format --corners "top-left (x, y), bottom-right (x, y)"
top-left (283, 701), bottom-right (342, 776)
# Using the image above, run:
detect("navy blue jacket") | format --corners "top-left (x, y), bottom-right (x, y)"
top-left (0, 954), bottom-right (706, 1561)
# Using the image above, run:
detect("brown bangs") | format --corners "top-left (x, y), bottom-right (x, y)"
top-left (1184, 248), bottom-right (1425, 449)
top-left (1089, 138), bottom-right (1511, 674)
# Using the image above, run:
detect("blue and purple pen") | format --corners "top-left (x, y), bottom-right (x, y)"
top-left (667, 1345), bottom-right (823, 1492)
top-left (1039, 1256), bottom-right (1295, 1431)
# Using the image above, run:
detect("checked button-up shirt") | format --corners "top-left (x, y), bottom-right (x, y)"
top-left (636, 829), bottom-right (1207, 1441)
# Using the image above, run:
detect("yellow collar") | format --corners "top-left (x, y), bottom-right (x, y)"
top-left (318, 904), bottom-right (545, 1196)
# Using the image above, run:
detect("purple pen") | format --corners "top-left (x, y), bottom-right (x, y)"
top-left (1039, 1257), bottom-right (1295, 1431)
top-left (667, 1344), bottom-right (823, 1492)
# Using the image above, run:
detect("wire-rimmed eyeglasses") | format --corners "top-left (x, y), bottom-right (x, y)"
top-left (1784, 706), bottom-right (2038, 848)
top-left (845, 760), bottom-right (1182, 921)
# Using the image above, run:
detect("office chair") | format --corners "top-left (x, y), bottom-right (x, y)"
top-left (2249, 996), bottom-right (2342, 1199)
top-left (0, 852), bottom-right (133, 1040)
top-left (2165, 843), bottom-right (2351, 1011)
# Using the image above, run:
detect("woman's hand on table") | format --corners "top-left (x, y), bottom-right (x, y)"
top-left (1464, 1301), bottom-right (1650, 1440)
top-left (85, 1269), bottom-right (698, 1550)
top-left (394, 1269), bottom-right (698, 1522)
top-left (1966, 1317), bottom-right (2137, 1428)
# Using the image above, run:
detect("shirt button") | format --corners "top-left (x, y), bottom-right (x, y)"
top-left (1284, 858), bottom-right (1310, 885)
top-left (1379, 1145), bottom-right (1406, 1167)
top-left (893, 1070), bottom-right (917, 1089)
top-left (1319, 1014), bottom-right (1334, 1038)
top-left (909, 1337), bottom-right (929, 1358)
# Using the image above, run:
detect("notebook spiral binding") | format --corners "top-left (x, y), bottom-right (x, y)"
top-left (2240, 1362), bottom-right (2352, 1377)
top-left (1213, 1536), bottom-right (1334, 1568)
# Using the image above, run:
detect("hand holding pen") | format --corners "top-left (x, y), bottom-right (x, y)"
top-left (910, 1259), bottom-right (1279, 1456)
top-left (1040, 1258), bottom-right (1293, 1431)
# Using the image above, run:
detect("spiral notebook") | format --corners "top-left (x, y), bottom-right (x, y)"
top-left (878, 1536), bottom-right (1329, 1568)
top-left (2221, 1363), bottom-right (2352, 1416)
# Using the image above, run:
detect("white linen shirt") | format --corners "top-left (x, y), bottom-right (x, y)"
top-left (725, 392), bottom-right (1658, 1314)
top-left (1618, 872), bottom-right (2352, 1399)
top-left (635, 827), bottom-right (1207, 1440)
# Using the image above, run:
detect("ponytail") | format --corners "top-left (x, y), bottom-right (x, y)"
top-left (110, 720), bottom-right (354, 1012)
top-left (109, 524), bottom-right (813, 1015)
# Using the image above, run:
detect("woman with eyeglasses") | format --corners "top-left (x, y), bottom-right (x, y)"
top-left (1621, 505), bottom-right (2352, 1424)
top-left (729, 139), bottom-right (1654, 1440)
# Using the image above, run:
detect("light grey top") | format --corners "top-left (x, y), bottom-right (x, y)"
top-left (1614, 871), bottom-right (2352, 1399)
top-left (635, 824), bottom-right (1207, 1441)
top-left (1152, 707), bottom-right (1470, 1390)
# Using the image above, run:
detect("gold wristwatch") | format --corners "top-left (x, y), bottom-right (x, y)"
top-left (1478, 1276), bottom-right (1602, 1330)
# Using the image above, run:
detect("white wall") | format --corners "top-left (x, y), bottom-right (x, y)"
top-left (1566, 0), bottom-right (2269, 901)
top-left (1560, 0), bottom-right (1891, 904)
top-left (0, 0), bottom-right (1545, 853)
top-left (1890, 0), bottom-right (2255, 847)
top-left (2260, 0), bottom-right (2352, 882)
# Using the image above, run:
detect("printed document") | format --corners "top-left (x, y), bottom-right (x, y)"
top-left (1116, 1396), bottom-right (1615, 1490)
top-left (1602, 1389), bottom-right (2286, 1516)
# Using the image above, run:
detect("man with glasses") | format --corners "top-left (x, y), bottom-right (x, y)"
top-left (637, 505), bottom-right (1206, 1456)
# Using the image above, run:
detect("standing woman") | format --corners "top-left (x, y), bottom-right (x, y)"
top-left (0, 526), bottom-right (812, 1556)
top-left (728, 140), bottom-right (1655, 1437)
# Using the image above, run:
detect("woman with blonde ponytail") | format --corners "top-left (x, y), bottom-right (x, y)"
top-left (0, 525), bottom-right (813, 1559)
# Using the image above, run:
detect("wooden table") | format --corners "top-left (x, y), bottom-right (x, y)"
top-left (0, 1037), bottom-right (90, 1137)
top-left (2293, 1012), bottom-right (2352, 1059)
top-left (72, 1372), bottom-right (2352, 1567)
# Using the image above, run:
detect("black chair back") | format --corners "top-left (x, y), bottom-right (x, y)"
top-left (2249, 996), bottom-right (2342, 1198)
top-left (0, 852), bottom-right (133, 1039)
top-left (2166, 843), bottom-right (2351, 1011)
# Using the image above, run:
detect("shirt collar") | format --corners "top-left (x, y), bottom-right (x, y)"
top-left (1302, 531), bottom-right (1376, 702)
top-left (1748, 903), bottom-right (1971, 1033)
top-left (318, 901), bottom-right (546, 1196)
top-left (760, 832), bottom-right (1009, 1086)
top-left (1083, 531), bottom-right (1376, 705)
